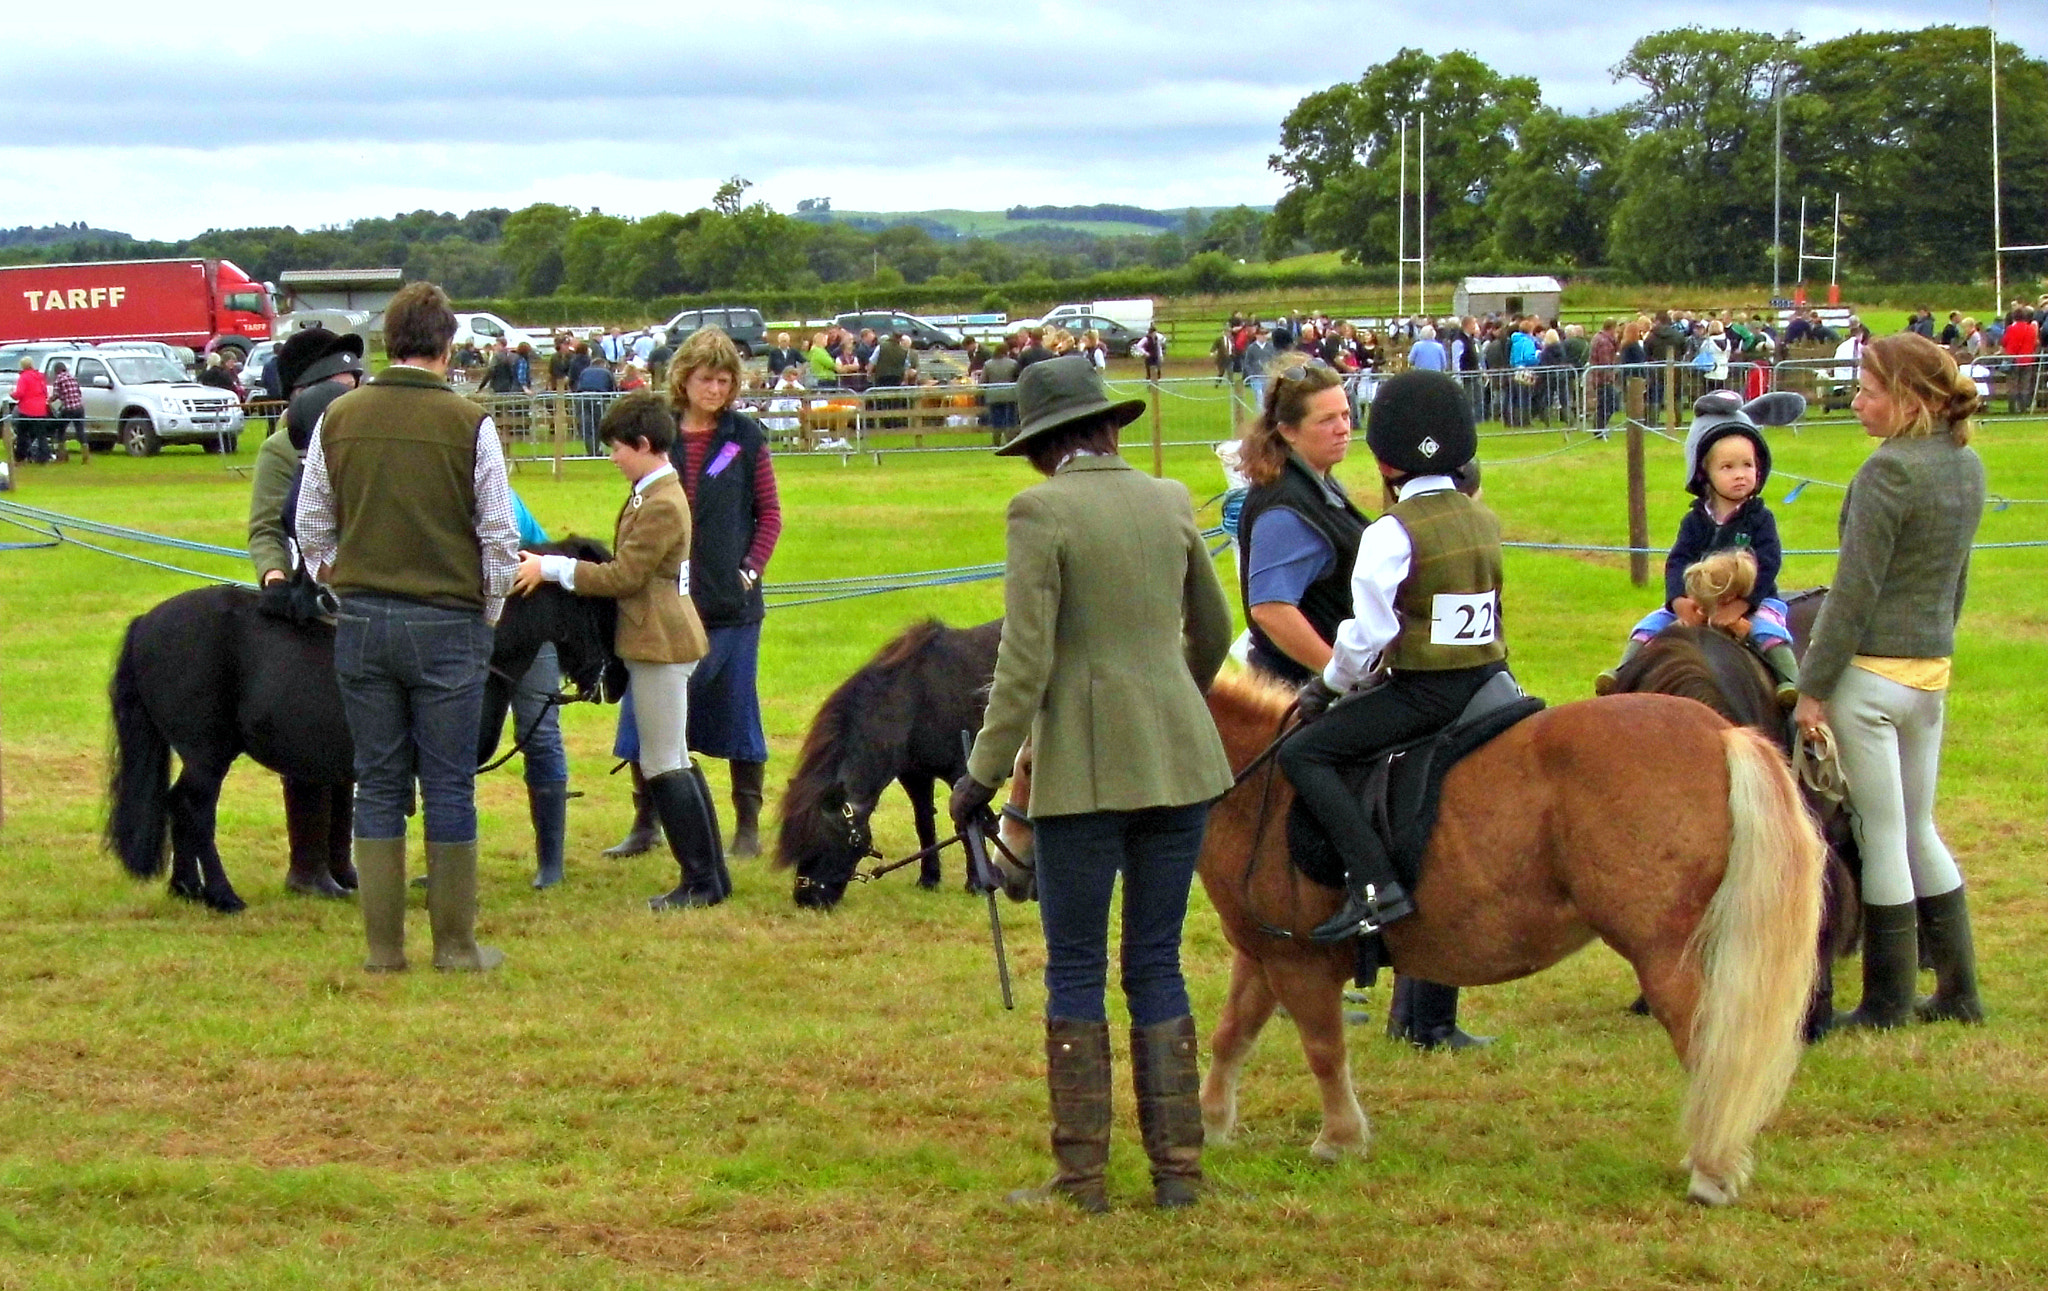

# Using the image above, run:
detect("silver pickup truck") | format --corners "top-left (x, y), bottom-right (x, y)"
top-left (2, 345), bottom-right (244, 454)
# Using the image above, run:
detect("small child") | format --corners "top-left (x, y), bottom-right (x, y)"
top-left (1597, 390), bottom-right (1806, 707)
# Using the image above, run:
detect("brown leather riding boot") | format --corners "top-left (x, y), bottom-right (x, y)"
top-left (729, 759), bottom-right (765, 859)
top-left (1006, 1018), bottom-right (1111, 1213)
top-left (1131, 1015), bottom-right (1205, 1207)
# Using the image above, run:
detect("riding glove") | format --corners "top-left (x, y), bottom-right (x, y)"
top-left (1295, 675), bottom-right (1342, 723)
top-left (948, 773), bottom-right (998, 833)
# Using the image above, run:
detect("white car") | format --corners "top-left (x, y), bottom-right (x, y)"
top-left (453, 311), bottom-right (553, 356)
top-left (3, 347), bottom-right (246, 455)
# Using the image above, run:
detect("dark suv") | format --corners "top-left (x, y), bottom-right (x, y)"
top-left (663, 305), bottom-right (769, 357)
top-left (833, 311), bottom-right (963, 350)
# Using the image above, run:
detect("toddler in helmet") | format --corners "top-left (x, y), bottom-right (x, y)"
top-left (1596, 390), bottom-right (1806, 706)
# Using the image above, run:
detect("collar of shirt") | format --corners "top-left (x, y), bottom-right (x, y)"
top-left (634, 462), bottom-right (677, 496)
top-left (1395, 474), bottom-right (1455, 502)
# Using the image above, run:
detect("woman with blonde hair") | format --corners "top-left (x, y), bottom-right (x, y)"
top-left (1794, 332), bottom-right (1987, 1031)
top-left (602, 328), bottom-right (783, 866)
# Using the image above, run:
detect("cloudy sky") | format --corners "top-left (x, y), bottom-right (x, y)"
top-left (2, 2), bottom-right (2040, 242)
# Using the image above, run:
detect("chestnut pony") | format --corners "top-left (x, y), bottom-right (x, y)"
top-left (999, 672), bottom-right (1825, 1206)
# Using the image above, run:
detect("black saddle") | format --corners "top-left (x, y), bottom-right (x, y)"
top-left (1287, 670), bottom-right (1546, 891)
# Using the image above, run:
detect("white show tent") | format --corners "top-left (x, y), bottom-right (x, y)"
top-left (1451, 276), bottom-right (1562, 320)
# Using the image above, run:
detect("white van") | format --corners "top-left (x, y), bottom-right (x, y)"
top-left (452, 311), bottom-right (553, 356)
top-left (1016, 299), bottom-right (1156, 333)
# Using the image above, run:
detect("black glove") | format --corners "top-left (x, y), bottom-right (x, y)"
top-left (1295, 675), bottom-right (1341, 723)
top-left (948, 774), bottom-right (998, 834)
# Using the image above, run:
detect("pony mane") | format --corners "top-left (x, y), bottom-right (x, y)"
top-left (774, 619), bottom-right (953, 870)
top-left (1617, 627), bottom-right (1779, 738)
top-left (535, 534), bottom-right (612, 563)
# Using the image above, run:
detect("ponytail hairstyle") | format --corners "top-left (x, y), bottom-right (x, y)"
top-left (1239, 361), bottom-right (1346, 486)
top-left (1860, 332), bottom-right (1979, 445)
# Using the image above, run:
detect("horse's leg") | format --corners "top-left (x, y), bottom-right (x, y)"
top-left (899, 772), bottom-right (942, 889)
top-left (1267, 956), bottom-right (1369, 1162)
top-left (327, 783), bottom-right (358, 890)
top-left (168, 761), bottom-right (244, 914)
top-left (282, 778), bottom-right (349, 899)
top-left (1201, 948), bottom-right (1279, 1145)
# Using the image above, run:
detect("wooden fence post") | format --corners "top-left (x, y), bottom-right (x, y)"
top-left (552, 394), bottom-right (565, 482)
top-left (1626, 418), bottom-right (1648, 587)
top-left (1150, 381), bottom-right (1164, 479)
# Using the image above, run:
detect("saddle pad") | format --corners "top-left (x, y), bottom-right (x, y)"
top-left (1288, 697), bottom-right (1546, 890)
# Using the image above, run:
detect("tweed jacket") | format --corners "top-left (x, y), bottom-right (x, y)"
top-left (967, 455), bottom-right (1235, 817)
top-left (571, 471), bottom-right (710, 665)
top-left (1801, 427), bottom-right (1984, 700)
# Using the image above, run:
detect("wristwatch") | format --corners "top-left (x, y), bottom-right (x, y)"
top-left (738, 567), bottom-right (760, 590)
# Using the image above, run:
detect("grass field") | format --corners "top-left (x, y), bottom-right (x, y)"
top-left (2, 411), bottom-right (2044, 1288)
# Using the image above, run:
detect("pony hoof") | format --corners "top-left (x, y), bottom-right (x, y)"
top-left (1310, 1134), bottom-right (1368, 1164)
top-left (1201, 1118), bottom-right (1235, 1147)
top-left (916, 875), bottom-right (941, 890)
top-left (206, 891), bottom-right (248, 914)
top-left (168, 880), bottom-right (205, 903)
top-left (1686, 1170), bottom-right (1736, 1207)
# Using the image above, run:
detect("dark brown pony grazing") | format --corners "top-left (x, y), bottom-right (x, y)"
top-left (1000, 671), bottom-right (1826, 1206)
top-left (777, 618), bottom-right (1002, 908)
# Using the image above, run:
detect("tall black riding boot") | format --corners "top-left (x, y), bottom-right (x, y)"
top-left (1006, 1018), bottom-right (1112, 1214)
top-left (691, 761), bottom-right (734, 900)
top-left (602, 764), bottom-right (659, 858)
top-left (1834, 901), bottom-right (1917, 1031)
top-left (1309, 831), bottom-right (1413, 944)
top-left (1387, 977), bottom-right (1492, 1050)
top-left (1132, 1015), bottom-right (1205, 1207)
top-left (646, 767), bottom-right (725, 911)
top-left (729, 759), bottom-right (765, 859)
top-left (528, 781), bottom-right (569, 889)
top-left (1914, 886), bottom-right (1984, 1023)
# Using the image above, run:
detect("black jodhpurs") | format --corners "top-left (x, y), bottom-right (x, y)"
top-left (1279, 663), bottom-right (1503, 880)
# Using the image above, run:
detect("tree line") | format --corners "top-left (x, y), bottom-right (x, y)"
top-left (1268, 25), bottom-right (2048, 283)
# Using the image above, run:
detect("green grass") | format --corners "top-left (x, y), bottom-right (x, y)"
top-left (2, 416), bottom-right (2045, 1288)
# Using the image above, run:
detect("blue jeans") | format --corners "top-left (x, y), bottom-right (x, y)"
top-left (1033, 802), bottom-right (1211, 1026)
top-left (512, 641), bottom-right (568, 785)
top-left (333, 595), bottom-right (493, 841)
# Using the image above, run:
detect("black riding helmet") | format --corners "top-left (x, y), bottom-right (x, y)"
top-left (1366, 369), bottom-right (1476, 477)
top-left (275, 326), bottom-right (365, 394)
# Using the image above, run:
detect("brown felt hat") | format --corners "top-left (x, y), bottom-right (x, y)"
top-left (994, 355), bottom-right (1146, 456)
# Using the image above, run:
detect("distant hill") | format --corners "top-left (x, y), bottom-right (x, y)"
top-left (0, 222), bottom-right (135, 249)
top-left (792, 206), bottom-right (1270, 240)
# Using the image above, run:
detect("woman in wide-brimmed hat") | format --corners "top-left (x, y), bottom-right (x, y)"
top-left (949, 355), bottom-right (1235, 1213)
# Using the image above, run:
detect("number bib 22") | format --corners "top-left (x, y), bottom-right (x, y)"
top-left (1429, 591), bottom-right (1499, 646)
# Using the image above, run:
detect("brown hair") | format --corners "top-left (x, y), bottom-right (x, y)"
top-left (664, 326), bottom-right (743, 417)
top-left (1024, 415), bottom-right (1121, 476)
top-left (1860, 332), bottom-right (1978, 445)
top-left (384, 282), bottom-right (457, 362)
top-left (1683, 549), bottom-right (1757, 621)
top-left (1239, 363), bottom-right (1346, 486)
top-left (599, 389), bottom-right (676, 453)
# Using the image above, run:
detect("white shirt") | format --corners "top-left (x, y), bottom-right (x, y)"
top-left (538, 463), bottom-right (676, 592)
top-left (1322, 474), bottom-right (1456, 693)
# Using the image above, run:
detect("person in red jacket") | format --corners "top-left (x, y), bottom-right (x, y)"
top-left (11, 359), bottom-right (51, 463)
top-left (2000, 306), bottom-right (2038, 414)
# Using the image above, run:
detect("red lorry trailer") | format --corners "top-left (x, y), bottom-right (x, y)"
top-left (0, 257), bottom-right (273, 356)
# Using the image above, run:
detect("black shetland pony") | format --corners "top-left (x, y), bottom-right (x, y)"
top-left (105, 539), bottom-right (620, 913)
top-left (1608, 589), bottom-right (1861, 1040)
top-left (777, 618), bottom-right (1001, 909)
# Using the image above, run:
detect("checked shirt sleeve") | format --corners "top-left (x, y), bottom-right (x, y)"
top-left (472, 417), bottom-right (520, 624)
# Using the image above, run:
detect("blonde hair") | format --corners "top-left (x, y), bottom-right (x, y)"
top-left (665, 327), bottom-right (743, 416)
top-left (1860, 332), bottom-right (1978, 445)
top-left (1239, 363), bottom-right (1346, 486)
top-left (1684, 549), bottom-right (1758, 622)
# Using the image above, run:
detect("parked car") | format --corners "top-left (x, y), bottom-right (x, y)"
top-left (832, 311), bottom-right (962, 350)
top-left (662, 305), bottom-right (768, 356)
top-left (2, 347), bottom-right (245, 455)
top-left (1050, 314), bottom-right (1143, 358)
top-left (236, 340), bottom-right (280, 397)
top-left (452, 311), bottom-right (552, 357)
